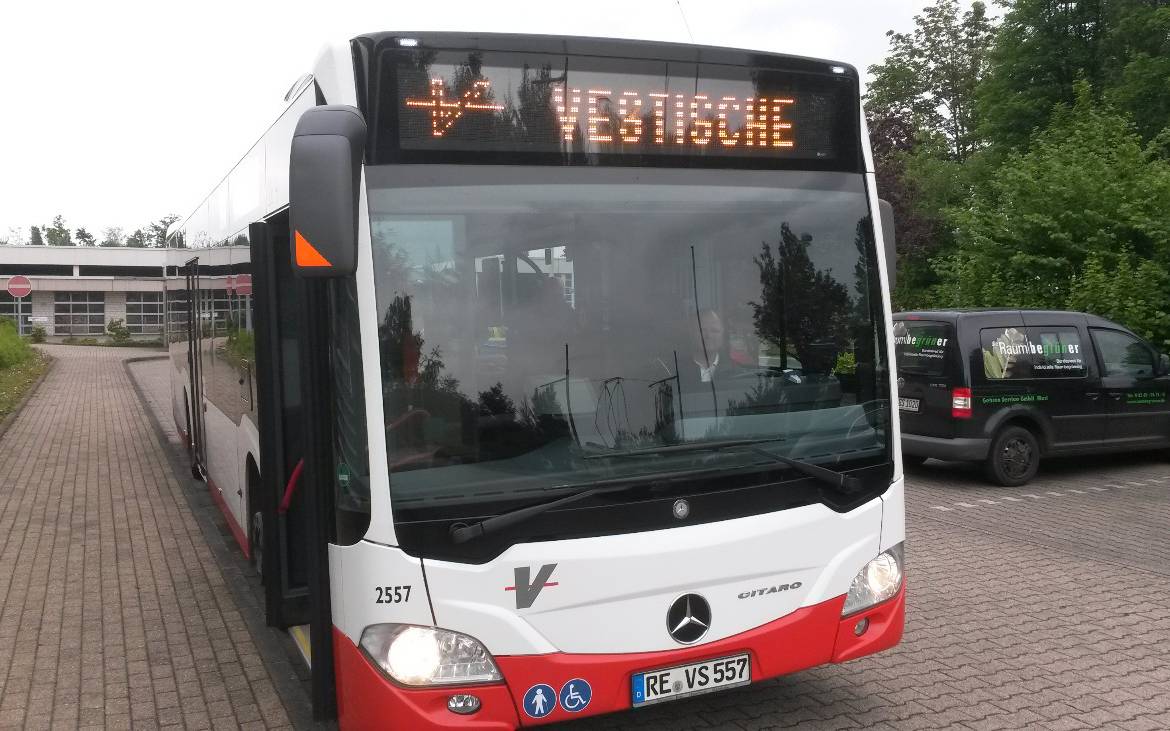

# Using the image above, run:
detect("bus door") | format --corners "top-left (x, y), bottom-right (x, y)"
top-left (183, 258), bottom-right (208, 475)
top-left (249, 218), bottom-right (317, 633)
top-left (251, 215), bottom-right (339, 718)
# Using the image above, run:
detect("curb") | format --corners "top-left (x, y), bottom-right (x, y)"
top-left (0, 350), bottom-right (55, 444)
top-left (122, 355), bottom-right (325, 730)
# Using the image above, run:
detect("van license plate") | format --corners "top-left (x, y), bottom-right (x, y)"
top-left (898, 397), bottom-right (920, 412)
top-left (631, 654), bottom-right (750, 707)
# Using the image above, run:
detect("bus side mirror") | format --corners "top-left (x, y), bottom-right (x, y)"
top-left (878, 199), bottom-right (896, 292)
top-left (289, 105), bottom-right (366, 277)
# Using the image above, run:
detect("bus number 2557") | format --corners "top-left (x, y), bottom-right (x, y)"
top-left (375, 585), bottom-right (412, 604)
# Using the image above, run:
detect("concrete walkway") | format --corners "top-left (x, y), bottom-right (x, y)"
top-left (0, 346), bottom-right (299, 730)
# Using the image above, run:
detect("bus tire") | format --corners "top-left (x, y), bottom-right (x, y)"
top-left (984, 425), bottom-right (1039, 486)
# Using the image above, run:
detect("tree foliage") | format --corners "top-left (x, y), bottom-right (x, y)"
top-left (45, 215), bottom-right (72, 246)
top-left (932, 85), bottom-right (1170, 342)
top-left (867, 0), bottom-right (995, 161)
top-left (28, 226), bottom-right (43, 246)
top-left (75, 227), bottom-right (95, 247)
top-left (100, 227), bottom-right (123, 247)
top-left (977, 0), bottom-right (1170, 150)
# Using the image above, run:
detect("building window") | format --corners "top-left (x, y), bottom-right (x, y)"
top-left (54, 292), bottom-right (105, 335)
top-left (126, 292), bottom-right (165, 335)
top-left (0, 292), bottom-right (32, 327)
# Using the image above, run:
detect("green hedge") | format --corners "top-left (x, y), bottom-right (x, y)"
top-left (0, 318), bottom-right (34, 370)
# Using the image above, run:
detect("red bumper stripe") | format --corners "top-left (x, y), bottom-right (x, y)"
top-left (334, 584), bottom-right (905, 730)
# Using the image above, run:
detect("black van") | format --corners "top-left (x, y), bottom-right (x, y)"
top-left (894, 310), bottom-right (1170, 485)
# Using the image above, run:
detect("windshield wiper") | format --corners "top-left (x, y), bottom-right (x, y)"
top-left (585, 438), bottom-right (864, 494)
top-left (450, 439), bottom-right (866, 544)
top-left (448, 467), bottom-right (718, 544)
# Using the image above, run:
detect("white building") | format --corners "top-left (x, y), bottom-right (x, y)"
top-left (0, 245), bottom-right (168, 339)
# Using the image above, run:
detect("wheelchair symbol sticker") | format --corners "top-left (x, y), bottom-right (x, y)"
top-left (559, 678), bottom-right (591, 713)
top-left (522, 683), bottom-right (556, 718)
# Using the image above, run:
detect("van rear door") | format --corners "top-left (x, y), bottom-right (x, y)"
top-left (893, 319), bottom-right (957, 438)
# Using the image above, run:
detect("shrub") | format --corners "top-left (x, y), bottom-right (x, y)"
top-left (0, 319), bottom-right (33, 369)
top-left (106, 318), bottom-right (131, 345)
top-left (29, 326), bottom-right (46, 344)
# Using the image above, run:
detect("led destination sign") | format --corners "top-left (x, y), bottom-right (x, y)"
top-left (390, 50), bottom-right (856, 163)
top-left (406, 79), bottom-right (797, 149)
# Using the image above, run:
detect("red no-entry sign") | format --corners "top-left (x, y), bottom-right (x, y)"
top-left (5, 275), bottom-right (32, 298)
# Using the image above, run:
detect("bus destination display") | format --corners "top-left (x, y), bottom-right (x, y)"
top-left (392, 51), bottom-right (852, 161)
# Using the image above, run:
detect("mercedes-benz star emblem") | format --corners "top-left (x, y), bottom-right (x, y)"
top-left (667, 594), bottom-right (711, 644)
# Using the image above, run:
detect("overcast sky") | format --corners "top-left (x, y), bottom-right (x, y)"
top-left (0, 0), bottom-right (929, 239)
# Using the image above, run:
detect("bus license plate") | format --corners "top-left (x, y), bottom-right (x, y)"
top-left (631, 654), bottom-right (750, 707)
top-left (898, 397), bottom-right (920, 412)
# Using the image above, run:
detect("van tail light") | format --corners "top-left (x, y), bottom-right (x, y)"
top-left (951, 387), bottom-right (973, 419)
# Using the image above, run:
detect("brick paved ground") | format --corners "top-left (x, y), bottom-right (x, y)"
top-left (8, 348), bottom-right (1168, 730)
top-left (0, 346), bottom-right (303, 730)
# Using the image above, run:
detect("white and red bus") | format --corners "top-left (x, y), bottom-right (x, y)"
top-left (167, 31), bottom-right (905, 729)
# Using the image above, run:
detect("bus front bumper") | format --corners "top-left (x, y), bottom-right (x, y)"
top-left (334, 584), bottom-right (905, 729)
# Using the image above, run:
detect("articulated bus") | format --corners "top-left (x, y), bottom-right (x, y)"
top-left (166, 31), bottom-right (905, 729)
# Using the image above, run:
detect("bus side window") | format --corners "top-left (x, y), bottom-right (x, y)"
top-left (330, 278), bottom-right (372, 545)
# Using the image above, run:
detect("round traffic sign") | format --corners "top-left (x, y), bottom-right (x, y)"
top-left (5, 275), bottom-right (32, 298)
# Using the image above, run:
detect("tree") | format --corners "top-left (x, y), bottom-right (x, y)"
top-left (45, 215), bottom-right (73, 246)
top-left (977, 0), bottom-right (1170, 150)
top-left (125, 229), bottom-right (148, 248)
top-left (75, 227), bottom-right (96, 247)
top-left (29, 226), bottom-right (43, 246)
top-left (748, 225), bottom-right (853, 370)
top-left (867, 0), bottom-right (995, 161)
top-left (148, 214), bottom-right (179, 248)
top-left (934, 84), bottom-right (1170, 344)
top-left (99, 227), bottom-right (123, 247)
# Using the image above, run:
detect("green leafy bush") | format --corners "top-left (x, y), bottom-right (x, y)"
top-left (0, 319), bottom-right (33, 369)
top-left (29, 326), bottom-right (46, 344)
top-left (106, 318), bottom-right (131, 345)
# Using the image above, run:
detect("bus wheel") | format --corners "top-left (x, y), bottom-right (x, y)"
top-left (251, 511), bottom-right (263, 579)
top-left (984, 425), bottom-right (1039, 486)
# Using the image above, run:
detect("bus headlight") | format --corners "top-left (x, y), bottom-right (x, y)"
top-left (359, 624), bottom-right (502, 686)
top-left (841, 543), bottom-right (904, 616)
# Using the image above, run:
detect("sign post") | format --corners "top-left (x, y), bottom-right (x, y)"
top-left (5, 276), bottom-right (32, 336)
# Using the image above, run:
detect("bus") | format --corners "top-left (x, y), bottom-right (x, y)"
top-left (166, 31), bottom-right (905, 729)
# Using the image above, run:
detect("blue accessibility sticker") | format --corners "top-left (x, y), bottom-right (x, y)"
top-left (559, 678), bottom-right (592, 713)
top-left (522, 683), bottom-right (556, 718)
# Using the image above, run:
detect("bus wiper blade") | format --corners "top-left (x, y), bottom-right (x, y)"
top-left (449, 465), bottom-right (731, 545)
top-left (740, 446), bottom-right (864, 494)
top-left (581, 437), bottom-right (783, 459)
top-left (584, 438), bottom-right (862, 494)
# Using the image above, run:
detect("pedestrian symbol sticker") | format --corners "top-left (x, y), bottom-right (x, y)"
top-left (522, 683), bottom-right (555, 718)
top-left (559, 678), bottom-right (591, 713)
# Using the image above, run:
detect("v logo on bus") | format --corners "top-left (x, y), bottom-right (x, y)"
top-left (505, 564), bottom-right (559, 609)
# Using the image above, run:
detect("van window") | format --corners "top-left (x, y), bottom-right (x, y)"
top-left (981, 327), bottom-right (1032, 379)
top-left (982, 326), bottom-right (1086, 379)
top-left (1027, 327), bottom-right (1086, 378)
top-left (1091, 329), bottom-right (1155, 379)
top-left (894, 320), bottom-right (952, 376)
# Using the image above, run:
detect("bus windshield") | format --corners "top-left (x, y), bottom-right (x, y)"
top-left (367, 166), bottom-right (889, 517)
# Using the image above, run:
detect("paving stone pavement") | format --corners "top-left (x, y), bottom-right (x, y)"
top-left (6, 347), bottom-right (1169, 730)
top-left (0, 346), bottom-right (302, 730)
